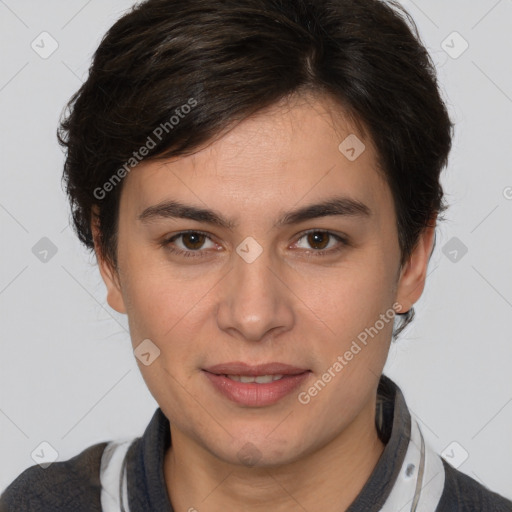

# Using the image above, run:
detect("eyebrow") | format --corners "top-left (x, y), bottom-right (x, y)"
top-left (138, 196), bottom-right (372, 229)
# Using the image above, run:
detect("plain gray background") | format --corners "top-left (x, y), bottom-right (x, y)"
top-left (1, 0), bottom-right (511, 500)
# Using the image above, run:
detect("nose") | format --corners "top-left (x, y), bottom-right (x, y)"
top-left (216, 242), bottom-right (295, 343)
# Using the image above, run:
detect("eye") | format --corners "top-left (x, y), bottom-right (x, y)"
top-left (293, 230), bottom-right (348, 256)
top-left (161, 231), bottom-right (217, 258)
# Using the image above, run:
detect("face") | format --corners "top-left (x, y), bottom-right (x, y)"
top-left (96, 93), bottom-right (433, 468)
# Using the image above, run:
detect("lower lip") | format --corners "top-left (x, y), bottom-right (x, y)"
top-left (203, 371), bottom-right (311, 407)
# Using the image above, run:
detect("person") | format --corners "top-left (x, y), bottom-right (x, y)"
top-left (1, 0), bottom-right (511, 510)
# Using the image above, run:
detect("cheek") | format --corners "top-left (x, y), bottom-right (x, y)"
top-left (298, 259), bottom-right (397, 392)
top-left (118, 245), bottom-right (207, 339)
top-left (119, 264), bottom-right (205, 409)
top-left (123, 280), bottom-right (194, 346)
top-left (304, 256), bottom-right (396, 334)
top-left (299, 270), bottom-right (395, 412)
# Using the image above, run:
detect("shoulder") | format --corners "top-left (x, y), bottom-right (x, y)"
top-left (437, 458), bottom-right (512, 512)
top-left (0, 441), bottom-right (107, 512)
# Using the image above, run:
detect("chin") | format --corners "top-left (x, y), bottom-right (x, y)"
top-left (208, 432), bottom-right (305, 469)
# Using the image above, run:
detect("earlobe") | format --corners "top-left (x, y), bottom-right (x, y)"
top-left (91, 208), bottom-right (127, 314)
top-left (395, 219), bottom-right (437, 313)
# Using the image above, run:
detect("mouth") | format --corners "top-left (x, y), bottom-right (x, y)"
top-left (223, 374), bottom-right (286, 383)
top-left (202, 362), bottom-right (311, 407)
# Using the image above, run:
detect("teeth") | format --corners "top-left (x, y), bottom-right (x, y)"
top-left (226, 374), bottom-right (284, 383)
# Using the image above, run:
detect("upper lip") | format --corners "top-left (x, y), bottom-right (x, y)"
top-left (203, 362), bottom-right (310, 376)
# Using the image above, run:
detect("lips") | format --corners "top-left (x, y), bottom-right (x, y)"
top-left (202, 362), bottom-right (311, 407)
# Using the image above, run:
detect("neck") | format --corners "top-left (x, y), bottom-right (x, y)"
top-left (164, 397), bottom-right (385, 512)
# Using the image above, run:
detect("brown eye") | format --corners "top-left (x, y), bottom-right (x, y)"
top-left (180, 232), bottom-right (207, 250)
top-left (306, 232), bottom-right (330, 250)
top-left (162, 230), bottom-right (216, 258)
top-left (294, 230), bottom-right (348, 256)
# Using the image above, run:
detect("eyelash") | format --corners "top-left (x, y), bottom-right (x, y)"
top-left (160, 229), bottom-right (349, 259)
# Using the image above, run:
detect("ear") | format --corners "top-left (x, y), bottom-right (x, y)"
top-left (395, 215), bottom-right (437, 314)
top-left (91, 206), bottom-right (127, 314)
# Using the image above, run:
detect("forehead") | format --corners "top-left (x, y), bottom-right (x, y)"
top-left (119, 94), bottom-right (391, 224)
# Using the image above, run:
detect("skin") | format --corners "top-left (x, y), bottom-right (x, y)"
top-left (93, 93), bottom-right (435, 512)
